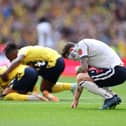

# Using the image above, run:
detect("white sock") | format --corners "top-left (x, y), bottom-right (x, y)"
top-left (71, 83), bottom-right (77, 90)
top-left (79, 81), bottom-right (113, 99)
top-left (103, 87), bottom-right (116, 96)
top-left (28, 95), bottom-right (40, 101)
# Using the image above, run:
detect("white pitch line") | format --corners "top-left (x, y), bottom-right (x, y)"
top-left (0, 101), bottom-right (126, 105)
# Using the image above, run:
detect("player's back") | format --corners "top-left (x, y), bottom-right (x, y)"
top-left (8, 64), bottom-right (28, 80)
top-left (0, 65), bottom-right (28, 88)
top-left (78, 39), bottom-right (123, 68)
top-left (18, 46), bottom-right (61, 68)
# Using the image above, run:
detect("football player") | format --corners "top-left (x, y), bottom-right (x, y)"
top-left (0, 64), bottom-right (76, 101)
top-left (0, 65), bottom-right (48, 101)
top-left (1, 43), bottom-right (76, 101)
top-left (62, 38), bottom-right (124, 109)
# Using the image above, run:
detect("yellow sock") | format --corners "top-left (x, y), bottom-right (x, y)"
top-left (52, 82), bottom-right (72, 93)
top-left (33, 85), bottom-right (39, 94)
top-left (4, 92), bottom-right (28, 101)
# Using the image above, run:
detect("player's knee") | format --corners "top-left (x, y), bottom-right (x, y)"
top-left (40, 86), bottom-right (44, 92)
top-left (76, 73), bottom-right (90, 84)
top-left (76, 73), bottom-right (85, 83)
top-left (40, 83), bottom-right (52, 93)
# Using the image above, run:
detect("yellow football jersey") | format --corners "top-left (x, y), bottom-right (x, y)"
top-left (0, 66), bottom-right (9, 87)
top-left (18, 46), bottom-right (61, 68)
top-left (0, 65), bottom-right (28, 88)
top-left (8, 64), bottom-right (27, 80)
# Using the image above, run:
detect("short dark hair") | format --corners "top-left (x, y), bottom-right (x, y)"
top-left (38, 16), bottom-right (50, 23)
top-left (62, 42), bottom-right (75, 58)
top-left (4, 43), bottom-right (18, 56)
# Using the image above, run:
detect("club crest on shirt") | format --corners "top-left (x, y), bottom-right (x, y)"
top-left (78, 48), bottom-right (83, 55)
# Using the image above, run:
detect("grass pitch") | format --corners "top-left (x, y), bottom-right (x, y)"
top-left (0, 76), bottom-right (126, 126)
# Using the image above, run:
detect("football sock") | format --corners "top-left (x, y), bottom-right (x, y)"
top-left (4, 92), bottom-right (28, 101)
top-left (52, 82), bottom-right (72, 93)
top-left (79, 81), bottom-right (113, 99)
top-left (103, 87), bottom-right (116, 96)
top-left (28, 94), bottom-right (47, 101)
top-left (70, 83), bottom-right (77, 95)
top-left (3, 92), bottom-right (46, 101)
top-left (32, 85), bottom-right (39, 94)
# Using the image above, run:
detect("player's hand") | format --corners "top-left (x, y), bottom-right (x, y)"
top-left (75, 65), bottom-right (84, 74)
top-left (0, 73), bottom-right (8, 81)
top-left (71, 99), bottom-right (78, 109)
top-left (37, 95), bottom-right (49, 101)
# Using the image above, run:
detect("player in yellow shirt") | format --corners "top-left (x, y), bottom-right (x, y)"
top-left (0, 65), bottom-right (48, 101)
top-left (0, 64), bottom-right (76, 101)
top-left (1, 43), bottom-right (76, 101)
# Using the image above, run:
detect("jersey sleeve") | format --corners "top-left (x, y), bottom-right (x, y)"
top-left (18, 47), bottom-right (28, 56)
top-left (77, 41), bottom-right (88, 59)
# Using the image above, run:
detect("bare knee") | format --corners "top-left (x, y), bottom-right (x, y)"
top-left (40, 80), bottom-right (54, 92)
top-left (76, 73), bottom-right (92, 84)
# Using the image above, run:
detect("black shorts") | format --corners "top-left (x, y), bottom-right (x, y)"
top-left (39, 57), bottom-right (65, 84)
top-left (88, 66), bottom-right (126, 87)
top-left (12, 67), bottom-right (38, 94)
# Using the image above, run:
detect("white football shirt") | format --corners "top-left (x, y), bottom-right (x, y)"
top-left (37, 22), bottom-right (54, 48)
top-left (75, 39), bottom-right (123, 68)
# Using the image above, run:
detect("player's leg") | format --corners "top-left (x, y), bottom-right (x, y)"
top-left (4, 92), bottom-right (29, 101)
top-left (3, 92), bottom-right (48, 101)
top-left (103, 87), bottom-right (116, 96)
top-left (12, 67), bottom-right (38, 94)
top-left (39, 57), bottom-right (65, 102)
top-left (88, 67), bottom-right (125, 109)
top-left (77, 73), bottom-right (113, 99)
top-left (76, 73), bottom-right (119, 109)
top-left (102, 87), bottom-right (121, 109)
top-left (38, 75), bottom-right (77, 94)
top-left (40, 79), bottom-right (59, 102)
top-left (52, 82), bottom-right (77, 94)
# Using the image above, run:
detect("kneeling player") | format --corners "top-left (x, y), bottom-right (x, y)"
top-left (0, 65), bottom-right (77, 101)
top-left (0, 65), bottom-right (48, 101)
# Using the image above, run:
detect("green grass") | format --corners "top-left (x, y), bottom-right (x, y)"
top-left (0, 76), bottom-right (126, 126)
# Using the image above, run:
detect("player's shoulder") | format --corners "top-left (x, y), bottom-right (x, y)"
top-left (77, 38), bottom-right (95, 46)
top-left (20, 46), bottom-right (32, 51)
top-left (79, 38), bottom-right (108, 46)
top-left (18, 46), bottom-right (33, 55)
top-left (78, 38), bottom-right (95, 44)
top-left (20, 45), bottom-right (42, 51)
top-left (0, 65), bottom-right (8, 74)
top-left (18, 64), bottom-right (28, 69)
top-left (83, 38), bottom-right (103, 43)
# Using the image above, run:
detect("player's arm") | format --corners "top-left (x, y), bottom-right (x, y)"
top-left (2, 87), bottom-right (15, 96)
top-left (71, 85), bottom-right (83, 108)
top-left (80, 57), bottom-right (89, 73)
top-left (0, 55), bottom-right (25, 81)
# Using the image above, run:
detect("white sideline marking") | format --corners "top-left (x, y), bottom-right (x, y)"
top-left (1, 97), bottom-right (126, 104)
top-left (1, 101), bottom-right (126, 105)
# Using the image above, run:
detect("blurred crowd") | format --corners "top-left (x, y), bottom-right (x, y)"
top-left (0, 0), bottom-right (126, 57)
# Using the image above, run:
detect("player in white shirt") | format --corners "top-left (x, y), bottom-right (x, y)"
top-left (36, 17), bottom-right (55, 49)
top-left (62, 39), bottom-right (125, 109)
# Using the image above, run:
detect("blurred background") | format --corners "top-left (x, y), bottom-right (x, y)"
top-left (0, 0), bottom-right (126, 66)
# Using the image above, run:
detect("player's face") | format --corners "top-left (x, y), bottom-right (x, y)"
top-left (6, 50), bottom-right (18, 61)
top-left (68, 47), bottom-right (80, 60)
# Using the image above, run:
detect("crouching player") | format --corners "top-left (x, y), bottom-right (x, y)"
top-left (62, 39), bottom-right (123, 109)
top-left (0, 65), bottom-right (48, 101)
top-left (75, 65), bottom-right (121, 109)
top-left (1, 43), bottom-right (77, 102)
top-left (0, 64), bottom-right (77, 101)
